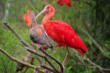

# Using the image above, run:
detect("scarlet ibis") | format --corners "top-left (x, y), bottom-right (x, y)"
top-left (57, 0), bottom-right (71, 7)
top-left (23, 10), bottom-right (53, 50)
top-left (36, 4), bottom-right (87, 68)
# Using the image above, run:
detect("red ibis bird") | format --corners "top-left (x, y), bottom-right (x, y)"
top-left (57, 0), bottom-right (71, 7)
top-left (36, 4), bottom-right (87, 68)
top-left (23, 10), bottom-right (53, 50)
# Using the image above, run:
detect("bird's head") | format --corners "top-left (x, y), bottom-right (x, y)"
top-left (73, 36), bottom-right (87, 56)
top-left (77, 47), bottom-right (87, 56)
top-left (44, 4), bottom-right (55, 14)
top-left (76, 41), bottom-right (87, 56)
top-left (36, 4), bottom-right (55, 19)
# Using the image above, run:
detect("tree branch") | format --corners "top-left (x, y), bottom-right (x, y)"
top-left (85, 58), bottom-right (110, 71)
top-left (41, 64), bottom-right (55, 72)
top-left (25, 47), bottom-right (59, 73)
top-left (39, 48), bottom-right (64, 73)
top-left (0, 48), bottom-right (44, 73)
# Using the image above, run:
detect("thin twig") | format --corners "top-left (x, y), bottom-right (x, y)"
top-left (0, 48), bottom-right (44, 73)
top-left (41, 64), bottom-right (55, 72)
top-left (86, 58), bottom-right (103, 70)
top-left (86, 58), bottom-right (110, 71)
top-left (26, 47), bottom-right (59, 73)
top-left (40, 48), bottom-right (64, 73)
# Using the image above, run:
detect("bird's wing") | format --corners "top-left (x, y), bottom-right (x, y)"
top-left (29, 26), bottom-right (53, 48)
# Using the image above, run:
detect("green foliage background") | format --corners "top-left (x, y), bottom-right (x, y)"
top-left (0, 0), bottom-right (110, 73)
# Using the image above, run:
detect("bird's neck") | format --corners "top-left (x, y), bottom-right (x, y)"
top-left (42, 11), bottom-right (54, 24)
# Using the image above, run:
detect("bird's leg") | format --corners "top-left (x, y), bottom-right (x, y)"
top-left (62, 47), bottom-right (69, 68)
top-left (59, 47), bottom-right (69, 72)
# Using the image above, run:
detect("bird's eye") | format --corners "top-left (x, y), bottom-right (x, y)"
top-left (46, 6), bottom-right (50, 10)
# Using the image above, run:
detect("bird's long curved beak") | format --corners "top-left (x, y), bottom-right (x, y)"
top-left (36, 8), bottom-right (47, 20)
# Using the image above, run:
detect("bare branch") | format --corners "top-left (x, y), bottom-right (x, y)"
top-left (85, 58), bottom-right (110, 71)
top-left (40, 48), bottom-right (64, 73)
top-left (86, 58), bottom-right (103, 70)
top-left (26, 47), bottom-right (59, 73)
top-left (0, 48), bottom-right (44, 73)
top-left (41, 64), bottom-right (56, 72)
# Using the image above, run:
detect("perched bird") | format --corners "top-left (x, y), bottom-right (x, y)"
top-left (24, 10), bottom-right (53, 50)
top-left (36, 4), bottom-right (87, 68)
top-left (16, 10), bottom-right (53, 73)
